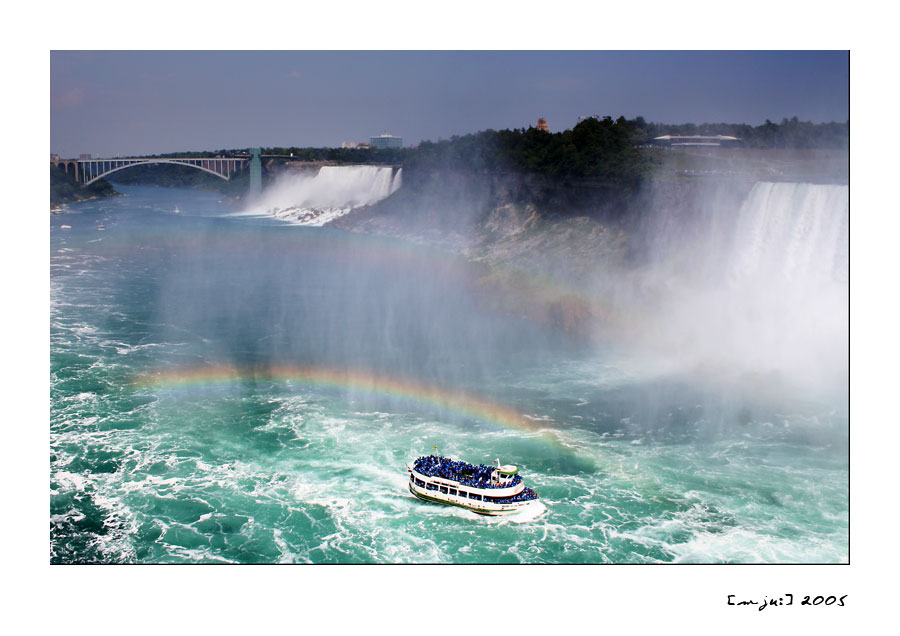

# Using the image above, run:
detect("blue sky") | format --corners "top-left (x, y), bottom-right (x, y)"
top-left (50, 50), bottom-right (848, 158)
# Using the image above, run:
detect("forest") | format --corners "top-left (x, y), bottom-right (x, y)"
top-left (53, 116), bottom-right (849, 203)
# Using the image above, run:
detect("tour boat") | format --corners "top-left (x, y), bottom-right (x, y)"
top-left (407, 455), bottom-right (539, 516)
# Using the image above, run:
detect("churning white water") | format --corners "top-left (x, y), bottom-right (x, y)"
top-left (614, 182), bottom-right (849, 400)
top-left (253, 165), bottom-right (402, 226)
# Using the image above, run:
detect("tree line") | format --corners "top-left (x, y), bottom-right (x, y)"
top-left (85, 115), bottom-right (848, 194)
top-left (260, 116), bottom-right (650, 189)
top-left (258, 115), bottom-right (848, 189)
top-left (639, 116), bottom-right (848, 149)
top-left (50, 165), bottom-right (117, 207)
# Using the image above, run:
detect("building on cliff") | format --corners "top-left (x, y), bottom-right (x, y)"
top-left (370, 134), bottom-right (404, 149)
top-left (652, 135), bottom-right (742, 147)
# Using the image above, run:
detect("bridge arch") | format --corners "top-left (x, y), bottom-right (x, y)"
top-left (74, 157), bottom-right (247, 185)
top-left (83, 159), bottom-right (235, 185)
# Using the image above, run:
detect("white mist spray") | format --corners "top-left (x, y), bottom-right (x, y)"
top-left (609, 181), bottom-right (849, 402)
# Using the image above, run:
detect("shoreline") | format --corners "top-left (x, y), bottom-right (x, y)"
top-left (50, 190), bottom-right (123, 213)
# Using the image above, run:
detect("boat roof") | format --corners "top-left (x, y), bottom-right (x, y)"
top-left (413, 456), bottom-right (521, 476)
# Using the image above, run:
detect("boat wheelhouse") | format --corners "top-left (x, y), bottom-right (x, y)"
top-left (407, 455), bottom-right (539, 516)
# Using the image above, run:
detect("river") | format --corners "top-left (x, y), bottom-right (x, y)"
top-left (50, 183), bottom-right (848, 563)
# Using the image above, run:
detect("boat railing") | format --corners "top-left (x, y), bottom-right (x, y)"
top-left (411, 469), bottom-right (523, 497)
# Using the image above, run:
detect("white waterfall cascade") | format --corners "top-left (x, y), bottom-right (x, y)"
top-left (254, 165), bottom-right (402, 226)
top-left (726, 182), bottom-right (848, 286)
top-left (621, 181), bottom-right (849, 398)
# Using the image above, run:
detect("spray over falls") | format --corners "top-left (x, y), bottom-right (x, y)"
top-left (601, 181), bottom-right (849, 402)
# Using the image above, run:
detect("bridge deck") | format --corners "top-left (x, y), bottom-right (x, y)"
top-left (52, 156), bottom-right (249, 185)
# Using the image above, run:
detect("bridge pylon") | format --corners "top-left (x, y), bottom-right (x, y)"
top-left (249, 148), bottom-right (262, 197)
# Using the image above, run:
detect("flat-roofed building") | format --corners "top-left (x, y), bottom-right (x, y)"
top-left (370, 134), bottom-right (403, 149)
top-left (653, 135), bottom-right (741, 147)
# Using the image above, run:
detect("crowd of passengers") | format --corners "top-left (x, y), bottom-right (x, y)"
top-left (413, 455), bottom-right (523, 489)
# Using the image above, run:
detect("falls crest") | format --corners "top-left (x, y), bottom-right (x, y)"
top-left (254, 165), bottom-right (402, 226)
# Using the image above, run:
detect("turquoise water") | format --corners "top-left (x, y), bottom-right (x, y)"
top-left (50, 186), bottom-right (848, 563)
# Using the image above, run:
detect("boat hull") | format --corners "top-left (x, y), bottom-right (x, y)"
top-left (408, 482), bottom-right (532, 516)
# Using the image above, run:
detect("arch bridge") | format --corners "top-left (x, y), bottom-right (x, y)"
top-left (52, 156), bottom-right (250, 186)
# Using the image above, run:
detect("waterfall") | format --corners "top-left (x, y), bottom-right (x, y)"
top-left (254, 165), bottom-right (402, 226)
top-left (619, 181), bottom-right (849, 399)
top-left (727, 182), bottom-right (848, 286)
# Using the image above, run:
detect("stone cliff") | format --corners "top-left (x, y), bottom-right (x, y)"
top-left (329, 169), bottom-right (756, 339)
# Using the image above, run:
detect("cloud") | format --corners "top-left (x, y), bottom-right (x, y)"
top-left (56, 86), bottom-right (86, 109)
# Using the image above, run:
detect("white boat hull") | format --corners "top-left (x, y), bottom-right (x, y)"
top-left (407, 474), bottom-right (537, 516)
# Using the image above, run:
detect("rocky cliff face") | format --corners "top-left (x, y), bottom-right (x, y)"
top-left (329, 169), bottom-right (755, 339)
top-left (331, 170), bottom-right (632, 261)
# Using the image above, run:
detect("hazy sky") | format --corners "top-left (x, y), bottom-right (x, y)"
top-left (50, 50), bottom-right (848, 158)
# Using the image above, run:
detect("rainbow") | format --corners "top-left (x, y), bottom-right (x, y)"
top-left (59, 216), bottom-right (603, 330)
top-left (133, 363), bottom-right (546, 437)
top-left (58, 216), bottom-right (617, 342)
top-left (131, 364), bottom-right (596, 466)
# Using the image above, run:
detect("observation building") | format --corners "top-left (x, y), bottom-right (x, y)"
top-left (370, 134), bottom-right (404, 149)
top-left (652, 134), bottom-right (742, 147)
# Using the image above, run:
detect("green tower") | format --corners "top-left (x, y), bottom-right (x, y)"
top-left (249, 147), bottom-right (262, 197)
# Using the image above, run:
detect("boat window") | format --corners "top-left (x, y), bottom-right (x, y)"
top-left (448, 489), bottom-right (457, 496)
top-left (439, 486), bottom-right (448, 494)
top-left (457, 490), bottom-right (467, 498)
top-left (426, 483), bottom-right (438, 491)
top-left (415, 479), bottom-right (425, 487)
top-left (469, 493), bottom-right (482, 501)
